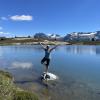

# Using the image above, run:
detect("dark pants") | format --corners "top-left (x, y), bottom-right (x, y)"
top-left (41, 57), bottom-right (50, 66)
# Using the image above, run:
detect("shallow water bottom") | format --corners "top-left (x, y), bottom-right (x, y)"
top-left (14, 73), bottom-right (100, 100)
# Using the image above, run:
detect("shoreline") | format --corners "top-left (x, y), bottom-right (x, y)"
top-left (0, 70), bottom-right (39, 100)
top-left (0, 40), bottom-right (70, 46)
top-left (0, 39), bottom-right (100, 46)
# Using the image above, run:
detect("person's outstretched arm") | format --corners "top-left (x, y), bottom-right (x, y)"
top-left (39, 42), bottom-right (46, 49)
top-left (50, 44), bottom-right (59, 52)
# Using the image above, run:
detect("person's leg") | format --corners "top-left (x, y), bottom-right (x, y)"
top-left (41, 57), bottom-right (46, 64)
top-left (41, 58), bottom-right (50, 80)
top-left (41, 57), bottom-right (47, 77)
top-left (45, 65), bottom-right (48, 73)
top-left (45, 59), bottom-right (50, 79)
top-left (46, 58), bottom-right (50, 73)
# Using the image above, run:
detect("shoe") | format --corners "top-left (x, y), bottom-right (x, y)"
top-left (45, 74), bottom-right (50, 79)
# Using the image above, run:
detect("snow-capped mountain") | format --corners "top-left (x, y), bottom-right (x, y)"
top-left (47, 34), bottom-right (61, 39)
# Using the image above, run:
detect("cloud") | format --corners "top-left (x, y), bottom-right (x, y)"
top-left (0, 27), bottom-right (11, 37)
top-left (0, 31), bottom-right (12, 37)
top-left (0, 32), bottom-right (3, 34)
top-left (0, 31), bottom-right (10, 35)
top-left (10, 61), bottom-right (33, 69)
top-left (10, 15), bottom-right (33, 21)
top-left (0, 15), bottom-right (33, 21)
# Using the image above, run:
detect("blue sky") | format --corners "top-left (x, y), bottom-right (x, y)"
top-left (0, 0), bottom-right (100, 37)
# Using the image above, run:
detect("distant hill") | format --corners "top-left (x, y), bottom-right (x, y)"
top-left (1, 31), bottom-right (100, 42)
top-left (34, 33), bottom-right (48, 40)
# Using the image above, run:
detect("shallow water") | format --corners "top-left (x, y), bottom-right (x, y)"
top-left (0, 45), bottom-right (100, 100)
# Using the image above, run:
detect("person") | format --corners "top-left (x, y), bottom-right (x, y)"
top-left (40, 42), bottom-right (58, 79)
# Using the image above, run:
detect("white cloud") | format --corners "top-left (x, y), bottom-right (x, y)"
top-left (0, 15), bottom-right (33, 21)
top-left (10, 15), bottom-right (33, 21)
top-left (10, 61), bottom-right (33, 69)
top-left (0, 32), bottom-right (3, 34)
top-left (0, 31), bottom-right (14, 37)
top-left (0, 31), bottom-right (11, 37)
top-left (0, 31), bottom-right (10, 35)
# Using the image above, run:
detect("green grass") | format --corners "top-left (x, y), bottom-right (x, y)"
top-left (14, 90), bottom-right (38, 100)
top-left (0, 70), bottom-right (13, 79)
top-left (0, 70), bottom-right (39, 100)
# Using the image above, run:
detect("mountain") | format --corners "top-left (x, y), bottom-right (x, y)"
top-left (95, 31), bottom-right (100, 40)
top-left (47, 34), bottom-right (63, 40)
top-left (34, 33), bottom-right (63, 41)
top-left (34, 33), bottom-right (48, 40)
top-left (64, 32), bottom-right (97, 41)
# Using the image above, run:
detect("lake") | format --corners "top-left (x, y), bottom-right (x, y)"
top-left (0, 45), bottom-right (100, 100)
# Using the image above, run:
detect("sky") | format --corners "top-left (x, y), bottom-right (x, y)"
top-left (0, 0), bottom-right (100, 37)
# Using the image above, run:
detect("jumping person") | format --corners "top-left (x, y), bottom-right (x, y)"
top-left (40, 42), bottom-right (58, 79)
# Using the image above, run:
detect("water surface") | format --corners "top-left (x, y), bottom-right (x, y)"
top-left (0, 45), bottom-right (100, 100)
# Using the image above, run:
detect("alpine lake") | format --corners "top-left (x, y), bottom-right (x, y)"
top-left (0, 45), bottom-right (100, 100)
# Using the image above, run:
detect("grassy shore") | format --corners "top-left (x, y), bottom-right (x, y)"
top-left (0, 38), bottom-right (39, 45)
top-left (0, 70), bottom-right (39, 100)
top-left (0, 39), bottom-right (69, 45)
top-left (0, 38), bottom-right (100, 45)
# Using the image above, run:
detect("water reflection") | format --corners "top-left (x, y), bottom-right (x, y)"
top-left (65, 45), bottom-right (100, 55)
top-left (0, 46), bottom-right (4, 57)
top-left (10, 61), bottom-right (33, 69)
top-left (1, 45), bottom-right (100, 55)
top-left (95, 46), bottom-right (100, 54)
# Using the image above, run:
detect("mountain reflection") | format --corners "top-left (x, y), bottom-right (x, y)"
top-left (65, 45), bottom-right (100, 55)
